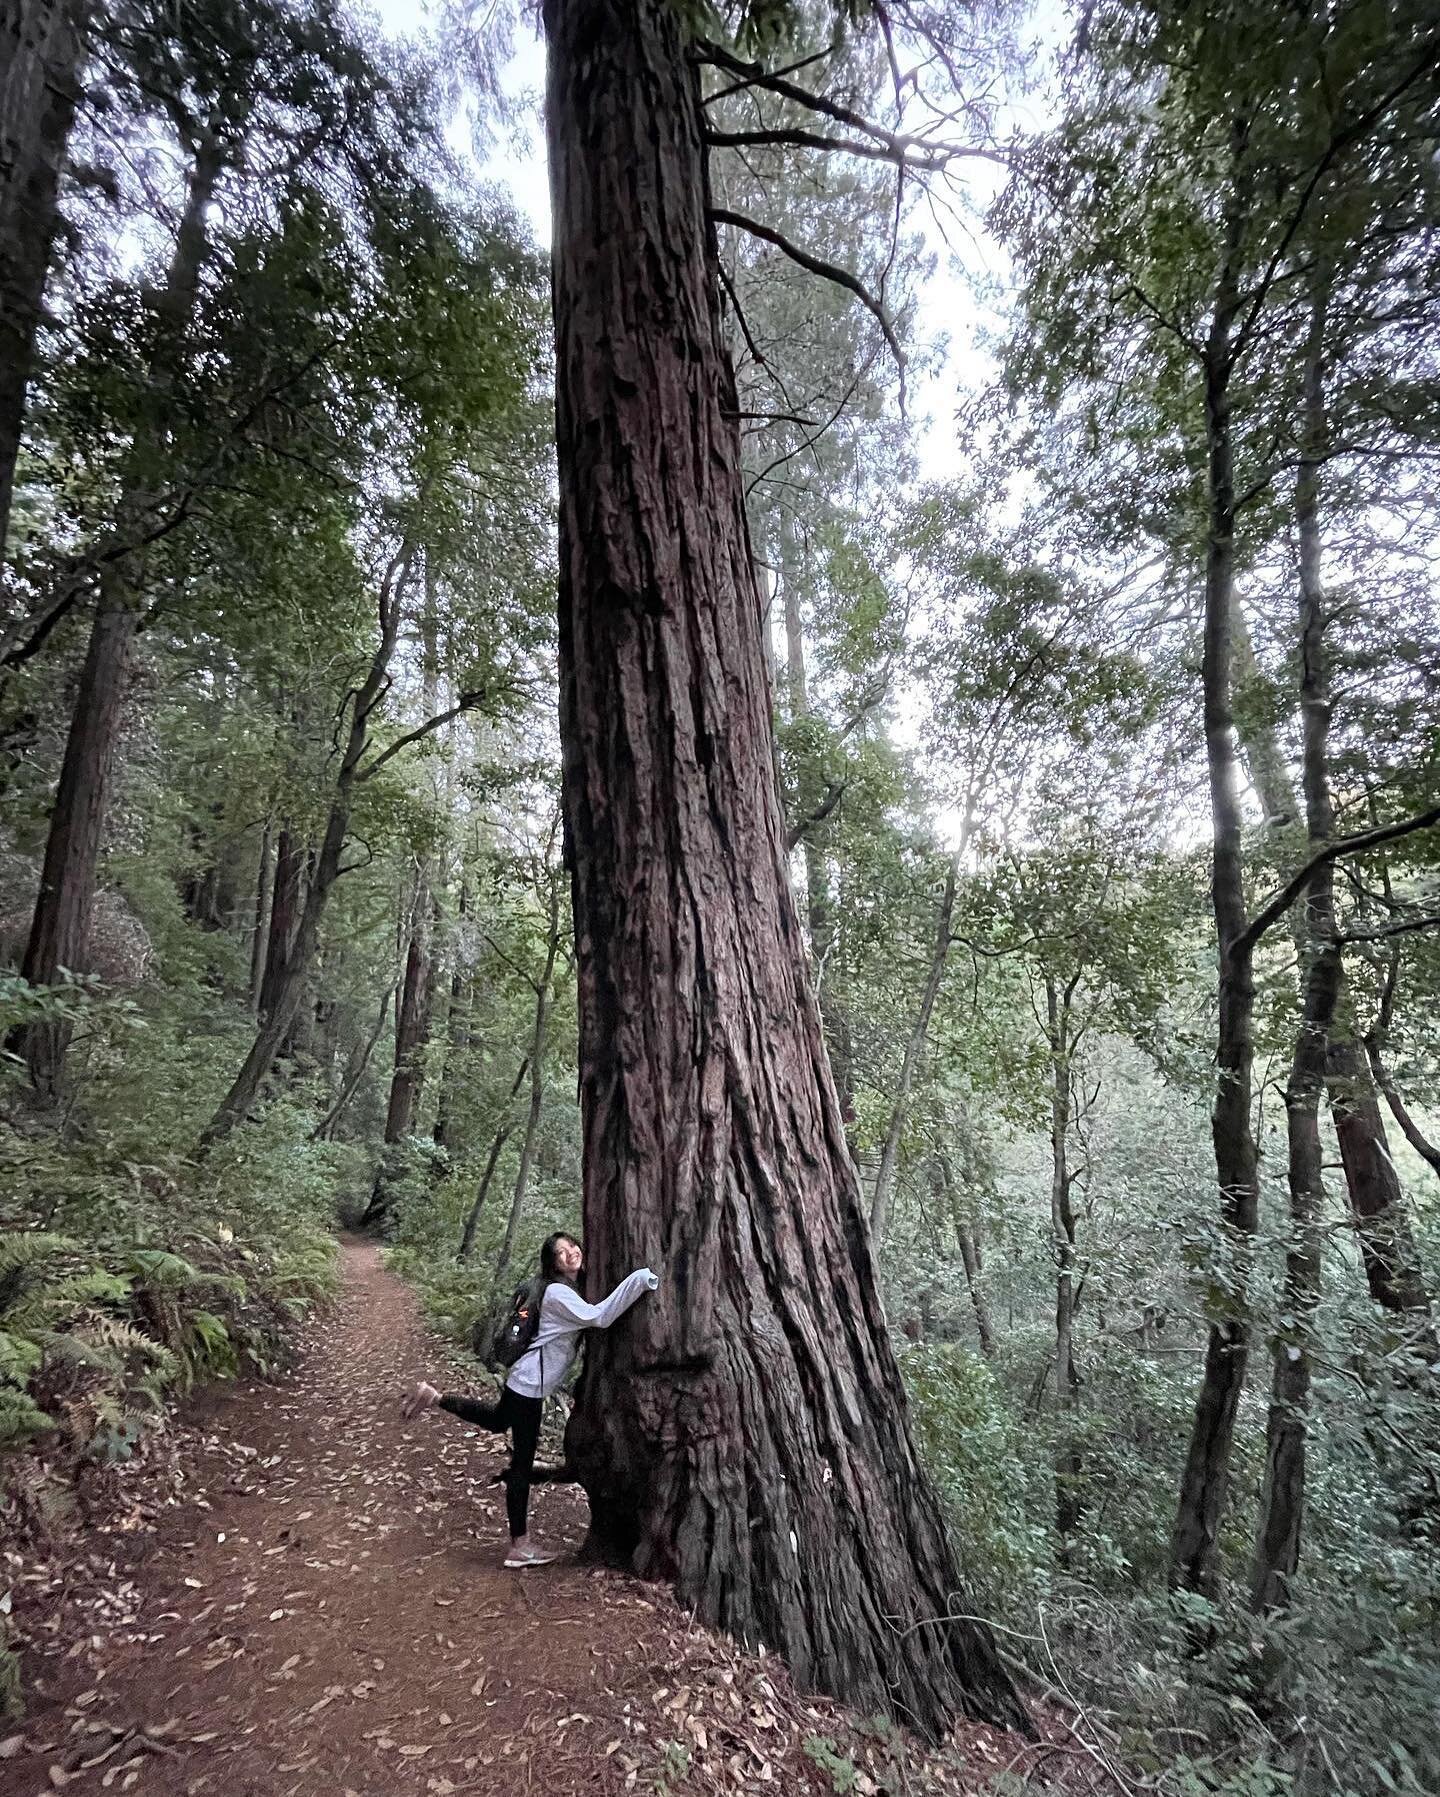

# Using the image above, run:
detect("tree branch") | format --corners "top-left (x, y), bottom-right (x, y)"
top-left (710, 207), bottom-right (906, 402)
top-left (705, 124), bottom-right (999, 175)
top-left (1340, 913), bottom-right (1440, 945)
top-left (786, 779), bottom-right (846, 851)
top-left (1237, 803), bottom-right (1440, 955)
top-left (356, 689), bottom-right (489, 783)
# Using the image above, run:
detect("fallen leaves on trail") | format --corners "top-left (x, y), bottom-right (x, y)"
top-left (4, 1240), bottom-right (1118, 1797)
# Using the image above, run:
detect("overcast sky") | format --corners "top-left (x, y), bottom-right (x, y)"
top-left (364, 0), bottom-right (1018, 484)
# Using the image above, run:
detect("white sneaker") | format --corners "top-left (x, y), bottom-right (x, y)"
top-left (503, 1546), bottom-right (557, 1569)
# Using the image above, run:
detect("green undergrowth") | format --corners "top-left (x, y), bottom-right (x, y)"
top-left (0, 986), bottom-right (357, 1713)
top-left (903, 1339), bottom-right (1440, 1797)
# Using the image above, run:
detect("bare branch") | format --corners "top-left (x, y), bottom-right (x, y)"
top-left (1238, 802), bottom-right (1440, 955)
top-left (711, 207), bottom-right (906, 403)
top-left (356, 688), bottom-right (490, 783)
top-left (786, 779), bottom-right (847, 851)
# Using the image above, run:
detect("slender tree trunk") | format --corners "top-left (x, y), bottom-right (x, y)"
top-left (200, 546), bottom-right (414, 1149)
top-left (1045, 978), bottom-right (1083, 1557)
top-left (780, 507), bottom-right (808, 720)
top-left (312, 982), bottom-right (395, 1143)
top-left (936, 1154), bottom-right (997, 1358)
top-left (13, 129), bottom-right (223, 1096)
top-left (1326, 1056), bottom-right (1437, 1334)
top-left (456, 1054), bottom-right (529, 1263)
top-left (360, 876), bottom-right (437, 1226)
top-left (544, 0), bottom-right (1022, 1736)
top-left (779, 510), bottom-right (852, 1114)
top-left (871, 857), bottom-right (957, 1243)
top-left (383, 875), bottom-right (433, 1141)
top-left (1363, 950), bottom-right (1440, 1188)
top-left (1252, 289), bottom-right (1337, 1613)
top-left (249, 819), bottom-right (274, 1013)
top-left (0, 0), bottom-right (88, 552)
top-left (1172, 163), bottom-right (1260, 1598)
top-left (1231, 611), bottom-right (1436, 1332)
top-left (1364, 1038), bottom-right (1440, 1183)
top-left (956, 1224), bottom-right (996, 1356)
top-left (494, 918), bottom-right (559, 1286)
top-left (257, 824), bottom-right (300, 1022)
top-left (433, 886), bottom-right (471, 1154)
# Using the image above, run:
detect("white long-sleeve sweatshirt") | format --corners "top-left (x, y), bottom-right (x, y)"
top-left (504, 1267), bottom-right (657, 1400)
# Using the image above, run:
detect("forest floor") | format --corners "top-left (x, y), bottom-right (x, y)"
top-left (4, 1241), bottom-right (1122, 1797)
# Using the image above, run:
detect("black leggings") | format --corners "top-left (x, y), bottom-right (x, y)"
top-left (439, 1386), bottom-right (542, 1538)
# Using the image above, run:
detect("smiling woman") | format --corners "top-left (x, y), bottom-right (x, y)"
top-left (402, 1232), bottom-right (657, 1567)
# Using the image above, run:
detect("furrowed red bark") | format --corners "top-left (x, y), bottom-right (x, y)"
top-left (544, 0), bottom-right (1023, 1737)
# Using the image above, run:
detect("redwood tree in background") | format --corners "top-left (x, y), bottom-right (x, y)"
top-left (543, 0), bottom-right (1023, 1738)
top-left (0, 0), bottom-right (89, 553)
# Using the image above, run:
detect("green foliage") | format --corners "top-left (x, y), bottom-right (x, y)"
top-left (902, 1344), bottom-right (1048, 1611)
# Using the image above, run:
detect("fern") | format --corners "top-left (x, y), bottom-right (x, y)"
top-left (0, 1329), bottom-right (41, 1385)
top-left (0, 1386), bottom-right (54, 1447)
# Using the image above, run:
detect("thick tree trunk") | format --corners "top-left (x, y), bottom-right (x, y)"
top-left (544, 0), bottom-right (1023, 1736)
top-left (0, 0), bottom-right (88, 552)
top-left (14, 130), bottom-right (223, 1096)
top-left (13, 593), bottom-right (131, 1094)
top-left (871, 857), bottom-right (958, 1244)
top-left (1252, 294), bottom-right (1336, 1613)
top-left (1171, 212), bottom-right (1260, 1600)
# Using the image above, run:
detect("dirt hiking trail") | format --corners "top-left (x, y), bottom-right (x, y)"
top-left (5, 1242), bottom-right (1104, 1797)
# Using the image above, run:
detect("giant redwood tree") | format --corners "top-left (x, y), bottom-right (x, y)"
top-left (542, 0), bottom-right (1023, 1737)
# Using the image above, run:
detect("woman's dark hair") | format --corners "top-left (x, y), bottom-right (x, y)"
top-left (539, 1231), bottom-right (579, 1285)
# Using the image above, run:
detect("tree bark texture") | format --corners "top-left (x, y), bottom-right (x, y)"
top-left (257, 824), bottom-right (301, 1023)
top-left (544, 0), bottom-right (1023, 1737)
top-left (15, 129), bottom-right (223, 1096)
top-left (1171, 203), bottom-right (1261, 1600)
top-left (1326, 1056), bottom-right (1437, 1334)
top-left (0, 0), bottom-right (87, 552)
